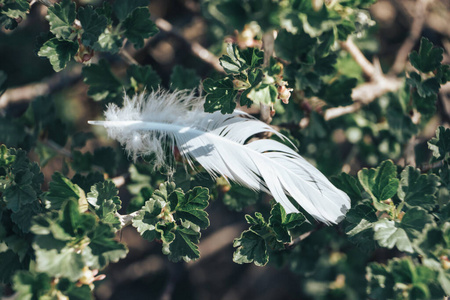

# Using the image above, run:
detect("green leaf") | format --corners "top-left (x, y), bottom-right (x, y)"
top-left (203, 77), bottom-right (238, 114)
top-left (162, 226), bottom-right (200, 262)
top-left (3, 155), bottom-right (42, 213)
top-left (409, 37), bottom-right (443, 73)
top-left (57, 278), bottom-right (93, 300)
top-left (44, 172), bottom-right (85, 211)
top-left (37, 38), bottom-right (78, 72)
top-left (274, 30), bottom-right (316, 62)
top-left (437, 64), bottom-right (450, 85)
top-left (71, 132), bottom-right (95, 149)
top-left (48, 119), bottom-right (68, 147)
top-left (71, 171), bottom-right (104, 193)
top-left (400, 207), bottom-right (434, 241)
top-left (0, 14), bottom-right (18, 30)
top-left (4, 179), bottom-right (36, 213)
top-left (220, 43), bottom-right (248, 74)
top-left (71, 150), bottom-right (93, 172)
top-left (314, 53), bottom-right (337, 76)
top-left (223, 184), bottom-right (258, 211)
top-left (32, 200), bottom-right (127, 280)
top-left (92, 28), bottom-right (123, 54)
top-left (87, 180), bottom-right (121, 211)
top-left (11, 202), bottom-right (42, 233)
top-left (373, 208), bottom-right (433, 252)
top-left (0, 70), bottom-right (7, 97)
top-left (87, 181), bottom-right (121, 229)
top-left (373, 219), bottom-right (414, 253)
top-left (366, 262), bottom-right (395, 299)
top-left (233, 211), bottom-right (286, 266)
top-left (1, 0), bottom-right (28, 19)
top-left (321, 76), bottom-right (357, 107)
top-left (246, 84), bottom-right (277, 106)
top-left (132, 196), bottom-right (167, 241)
top-left (92, 146), bottom-right (117, 175)
top-left (407, 72), bottom-right (440, 97)
top-left (438, 269), bottom-right (450, 295)
top-left (77, 6), bottom-right (107, 47)
top-left (241, 47), bottom-right (264, 69)
top-left (233, 230), bottom-right (268, 266)
top-left (131, 182), bottom-right (207, 262)
top-left (169, 65), bottom-right (200, 91)
top-left (84, 223), bottom-right (128, 269)
top-left (385, 92), bottom-right (418, 143)
top-left (358, 160), bottom-right (399, 205)
top-left (112, 0), bottom-right (149, 21)
top-left (174, 187), bottom-right (210, 231)
top-left (13, 271), bottom-right (52, 300)
top-left (295, 71), bottom-right (321, 93)
top-left (127, 64), bottom-right (161, 92)
top-left (330, 172), bottom-right (363, 204)
top-left (0, 250), bottom-right (24, 284)
top-left (268, 203), bottom-right (306, 243)
top-left (47, 0), bottom-right (76, 39)
top-left (82, 59), bottom-right (122, 102)
top-left (59, 199), bottom-right (94, 236)
top-left (398, 166), bottom-right (439, 211)
top-left (428, 126), bottom-right (450, 161)
top-left (413, 92), bottom-right (437, 117)
top-left (0, 144), bottom-right (15, 168)
top-left (346, 203), bottom-right (378, 236)
top-left (35, 247), bottom-right (85, 281)
top-left (122, 7), bottom-right (158, 49)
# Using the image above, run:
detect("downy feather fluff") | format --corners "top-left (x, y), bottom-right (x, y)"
top-left (89, 90), bottom-right (350, 224)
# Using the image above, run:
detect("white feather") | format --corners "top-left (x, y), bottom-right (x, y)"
top-left (88, 90), bottom-right (350, 224)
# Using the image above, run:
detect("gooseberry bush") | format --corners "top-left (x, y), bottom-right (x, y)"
top-left (0, 0), bottom-right (449, 299)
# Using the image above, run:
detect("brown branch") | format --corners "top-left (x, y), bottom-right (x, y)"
top-left (0, 65), bottom-right (82, 110)
top-left (339, 38), bottom-right (375, 79)
top-left (155, 18), bottom-right (224, 73)
top-left (119, 39), bottom-right (140, 66)
top-left (324, 39), bottom-right (404, 121)
top-left (389, 0), bottom-right (430, 75)
top-left (324, 75), bottom-right (403, 121)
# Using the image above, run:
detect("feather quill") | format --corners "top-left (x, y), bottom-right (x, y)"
top-left (88, 90), bottom-right (350, 224)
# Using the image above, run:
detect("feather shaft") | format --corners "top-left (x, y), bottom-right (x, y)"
top-left (89, 91), bottom-right (351, 224)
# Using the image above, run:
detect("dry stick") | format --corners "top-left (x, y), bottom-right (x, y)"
top-left (340, 38), bottom-right (375, 79)
top-left (0, 65), bottom-right (83, 110)
top-left (324, 38), bottom-right (403, 121)
top-left (389, 0), bottom-right (430, 75)
top-left (0, 18), bottom-right (222, 110)
top-left (119, 39), bottom-right (140, 66)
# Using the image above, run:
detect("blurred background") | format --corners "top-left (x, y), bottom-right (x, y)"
top-left (1, 0), bottom-right (450, 299)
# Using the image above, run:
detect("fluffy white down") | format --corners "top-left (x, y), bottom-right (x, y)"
top-left (89, 90), bottom-right (351, 224)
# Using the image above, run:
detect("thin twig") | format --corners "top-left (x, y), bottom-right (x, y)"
top-left (155, 18), bottom-right (224, 73)
top-left (421, 160), bottom-right (444, 172)
top-left (324, 39), bottom-right (404, 120)
top-left (324, 77), bottom-right (404, 120)
top-left (0, 65), bottom-right (82, 110)
top-left (119, 39), bottom-right (140, 66)
top-left (389, 0), bottom-right (430, 75)
top-left (43, 139), bottom-right (73, 158)
top-left (339, 38), bottom-right (375, 79)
